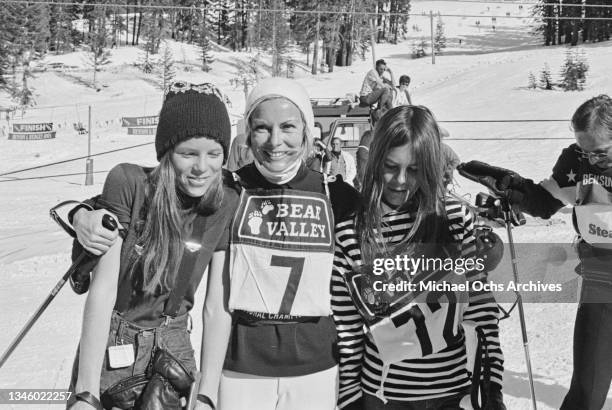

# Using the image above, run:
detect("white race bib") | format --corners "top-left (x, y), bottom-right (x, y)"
top-left (575, 204), bottom-right (612, 249)
top-left (229, 189), bottom-right (335, 316)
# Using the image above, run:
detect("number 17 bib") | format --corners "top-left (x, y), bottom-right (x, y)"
top-left (229, 189), bottom-right (335, 317)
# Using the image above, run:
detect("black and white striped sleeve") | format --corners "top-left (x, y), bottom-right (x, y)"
top-left (331, 220), bottom-right (365, 409)
top-left (448, 201), bottom-right (505, 387)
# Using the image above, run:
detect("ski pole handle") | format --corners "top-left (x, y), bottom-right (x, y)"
top-left (101, 213), bottom-right (118, 232)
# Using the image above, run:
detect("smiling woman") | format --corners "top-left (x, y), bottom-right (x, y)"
top-left (248, 98), bottom-right (305, 174)
top-left (198, 78), bottom-right (360, 410)
top-left (172, 137), bottom-right (224, 198)
top-left (64, 83), bottom-right (239, 410)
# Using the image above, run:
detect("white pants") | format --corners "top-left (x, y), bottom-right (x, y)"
top-left (218, 366), bottom-right (339, 410)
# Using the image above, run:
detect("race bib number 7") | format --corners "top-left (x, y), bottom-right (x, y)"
top-left (229, 189), bottom-right (335, 316)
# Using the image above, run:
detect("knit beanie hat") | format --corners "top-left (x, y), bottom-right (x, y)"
top-left (244, 78), bottom-right (315, 139)
top-left (155, 82), bottom-right (231, 162)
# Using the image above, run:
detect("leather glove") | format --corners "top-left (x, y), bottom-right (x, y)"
top-left (458, 161), bottom-right (527, 206)
top-left (139, 373), bottom-right (181, 410)
top-left (150, 349), bottom-right (194, 394)
top-left (474, 225), bottom-right (504, 273)
top-left (484, 383), bottom-right (507, 410)
top-left (139, 349), bottom-right (194, 410)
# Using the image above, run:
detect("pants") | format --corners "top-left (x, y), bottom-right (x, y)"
top-left (560, 278), bottom-right (612, 410)
top-left (67, 311), bottom-right (196, 409)
top-left (359, 87), bottom-right (392, 109)
top-left (218, 366), bottom-right (338, 410)
top-left (363, 391), bottom-right (468, 410)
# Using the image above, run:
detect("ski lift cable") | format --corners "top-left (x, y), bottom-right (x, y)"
top-left (0, 141), bottom-right (153, 177)
top-left (0, 170), bottom-right (111, 183)
top-left (5, 0), bottom-right (612, 15)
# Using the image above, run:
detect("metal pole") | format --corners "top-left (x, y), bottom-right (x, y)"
top-left (370, 18), bottom-right (377, 66)
top-left (505, 212), bottom-right (538, 410)
top-left (88, 105), bottom-right (91, 158)
top-left (85, 105), bottom-right (93, 185)
top-left (0, 252), bottom-right (89, 369)
top-left (430, 11), bottom-right (435, 64)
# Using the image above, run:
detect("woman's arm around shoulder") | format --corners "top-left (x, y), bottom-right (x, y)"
top-left (73, 236), bottom-right (123, 401)
top-left (197, 250), bottom-right (232, 410)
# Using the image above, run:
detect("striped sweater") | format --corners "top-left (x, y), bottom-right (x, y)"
top-left (331, 198), bottom-right (504, 407)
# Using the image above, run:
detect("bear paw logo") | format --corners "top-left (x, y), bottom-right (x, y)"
top-left (260, 200), bottom-right (274, 215)
top-left (247, 211), bottom-right (263, 235)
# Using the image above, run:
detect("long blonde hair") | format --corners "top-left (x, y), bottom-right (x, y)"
top-left (130, 148), bottom-right (224, 293)
top-left (356, 105), bottom-right (446, 264)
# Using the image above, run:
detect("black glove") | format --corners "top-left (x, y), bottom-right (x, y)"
top-left (484, 383), bottom-right (507, 410)
top-left (457, 161), bottom-right (527, 205)
top-left (475, 192), bottom-right (526, 227)
top-left (150, 349), bottom-right (194, 394)
top-left (139, 373), bottom-right (182, 410)
top-left (139, 349), bottom-right (194, 409)
top-left (474, 225), bottom-right (504, 272)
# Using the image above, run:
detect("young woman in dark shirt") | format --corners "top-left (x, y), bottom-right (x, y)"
top-left (67, 83), bottom-right (237, 410)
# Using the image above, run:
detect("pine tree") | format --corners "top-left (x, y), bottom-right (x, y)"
top-left (528, 71), bottom-right (537, 89)
top-left (15, 63), bottom-right (35, 108)
top-left (50, 5), bottom-right (74, 54)
top-left (199, 34), bottom-right (215, 72)
top-left (434, 15), bottom-right (447, 53)
top-left (539, 63), bottom-right (553, 90)
top-left (86, 6), bottom-right (111, 90)
top-left (138, 47), bottom-right (154, 74)
top-left (141, 9), bottom-right (170, 55)
top-left (560, 48), bottom-right (589, 91)
top-left (157, 42), bottom-right (175, 91)
top-left (32, 4), bottom-right (51, 55)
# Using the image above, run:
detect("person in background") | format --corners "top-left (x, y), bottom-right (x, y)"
top-left (391, 75), bottom-right (413, 108)
top-left (359, 59), bottom-right (394, 113)
top-left (226, 119), bottom-right (254, 172)
top-left (461, 94), bottom-right (612, 410)
top-left (327, 137), bottom-right (357, 186)
top-left (439, 128), bottom-right (460, 187)
top-left (308, 137), bottom-right (332, 174)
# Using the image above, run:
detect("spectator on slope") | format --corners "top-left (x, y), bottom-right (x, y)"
top-left (327, 137), bottom-right (357, 186)
top-left (307, 137), bottom-right (332, 174)
top-left (461, 94), bottom-right (612, 410)
top-left (359, 59), bottom-right (394, 115)
top-left (226, 131), bottom-right (254, 172)
top-left (391, 74), bottom-right (413, 108)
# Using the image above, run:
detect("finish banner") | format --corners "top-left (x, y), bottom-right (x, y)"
top-left (127, 127), bottom-right (156, 135)
top-left (12, 123), bottom-right (53, 133)
top-left (121, 116), bottom-right (158, 127)
top-left (9, 131), bottom-right (56, 140)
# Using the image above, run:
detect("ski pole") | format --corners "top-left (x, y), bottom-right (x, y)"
top-left (0, 213), bottom-right (116, 370)
top-left (502, 202), bottom-right (537, 410)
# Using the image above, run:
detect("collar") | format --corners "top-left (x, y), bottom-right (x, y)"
top-left (240, 162), bottom-right (311, 190)
top-left (254, 157), bottom-right (303, 185)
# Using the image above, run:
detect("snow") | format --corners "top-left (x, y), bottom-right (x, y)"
top-left (1, 1), bottom-right (611, 408)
